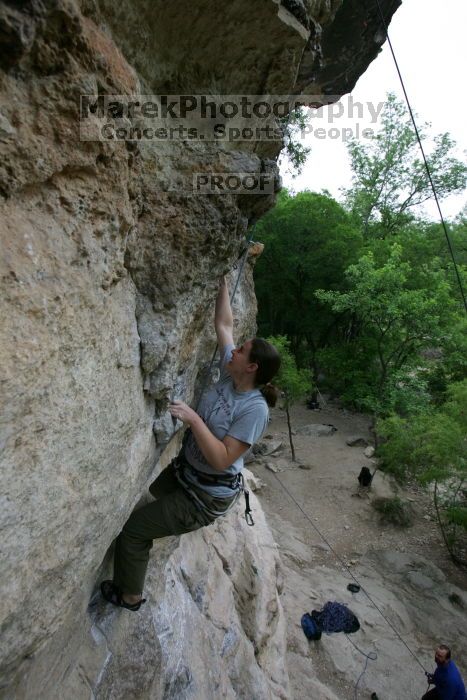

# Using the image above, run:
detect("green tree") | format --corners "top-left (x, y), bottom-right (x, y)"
top-left (367, 219), bottom-right (467, 289)
top-left (358, 221), bottom-right (467, 406)
top-left (378, 380), bottom-right (467, 563)
top-left (279, 107), bottom-right (312, 175)
top-left (345, 92), bottom-right (467, 236)
top-left (315, 244), bottom-right (454, 418)
top-left (254, 190), bottom-right (363, 375)
top-left (267, 335), bottom-right (312, 461)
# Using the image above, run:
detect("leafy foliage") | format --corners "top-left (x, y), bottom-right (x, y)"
top-left (266, 335), bottom-right (312, 460)
top-left (345, 93), bottom-right (467, 236)
top-left (253, 90), bottom-right (467, 562)
top-left (377, 381), bottom-right (467, 562)
top-left (372, 496), bottom-right (413, 528)
top-left (315, 245), bottom-right (454, 415)
top-left (279, 108), bottom-right (312, 175)
top-left (254, 190), bottom-right (363, 370)
top-left (269, 334), bottom-right (312, 405)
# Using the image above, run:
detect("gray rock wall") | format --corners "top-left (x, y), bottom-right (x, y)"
top-left (0, 0), bottom-right (400, 695)
top-left (7, 469), bottom-right (291, 700)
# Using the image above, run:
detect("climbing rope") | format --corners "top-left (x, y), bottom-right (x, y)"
top-left (266, 17), bottom-right (463, 688)
top-left (268, 22), bottom-right (467, 684)
top-left (194, 226), bottom-right (256, 411)
top-left (374, 0), bottom-right (467, 314)
top-left (344, 633), bottom-right (378, 700)
top-left (269, 470), bottom-right (430, 684)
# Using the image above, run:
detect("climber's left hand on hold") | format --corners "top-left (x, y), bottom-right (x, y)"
top-left (169, 400), bottom-right (198, 425)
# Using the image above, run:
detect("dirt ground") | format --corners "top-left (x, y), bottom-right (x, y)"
top-left (250, 399), bottom-right (467, 700)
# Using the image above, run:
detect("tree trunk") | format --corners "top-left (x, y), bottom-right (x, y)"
top-left (433, 479), bottom-right (461, 565)
top-left (286, 405), bottom-right (296, 461)
top-left (372, 411), bottom-right (379, 450)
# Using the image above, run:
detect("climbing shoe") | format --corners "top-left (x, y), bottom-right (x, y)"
top-left (100, 580), bottom-right (146, 611)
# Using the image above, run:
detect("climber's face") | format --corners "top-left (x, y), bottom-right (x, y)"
top-left (228, 340), bottom-right (258, 377)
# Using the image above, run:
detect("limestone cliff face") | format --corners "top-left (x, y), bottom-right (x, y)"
top-left (0, 0), bottom-right (400, 696)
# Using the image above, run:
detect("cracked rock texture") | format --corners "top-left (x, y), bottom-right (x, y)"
top-left (8, 473), bottom-right (291, 699)
top-left (0, 0), bottom-right (400, 696)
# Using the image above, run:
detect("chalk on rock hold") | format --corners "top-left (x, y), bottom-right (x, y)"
top-left (153, 413), bottom-right (177, 444)
top-left (364, 445), bottom-right (375, 458)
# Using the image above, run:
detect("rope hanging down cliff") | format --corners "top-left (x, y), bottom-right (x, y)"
top-left (194, 228), bottom-right (257, 412)
top-left (270, 469), bottom-right (429, 698)
top-left (374, 0), bottom-right (467, 314)
top-left (179, 229), bottom-right (259, 527)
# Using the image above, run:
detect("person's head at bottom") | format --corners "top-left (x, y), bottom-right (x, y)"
top-left (434, 645), bottom-right (451, 667)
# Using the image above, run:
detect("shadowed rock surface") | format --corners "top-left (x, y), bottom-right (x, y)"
top-left (0, 0), bottom-right (400, 696)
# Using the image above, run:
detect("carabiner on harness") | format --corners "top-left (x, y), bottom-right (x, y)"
top-left (240, 473), bottom-right (254, 526)
top-left (244, 490), bottom-right (254, 526)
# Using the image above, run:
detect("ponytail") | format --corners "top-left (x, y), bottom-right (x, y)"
top-left (259, 382), bottom-right (280, 408)
top-left (249, 338), bottom-right (281, 407)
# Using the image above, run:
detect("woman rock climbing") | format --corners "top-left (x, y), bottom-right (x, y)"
top-left (101, 276), bottom-right (281, 610)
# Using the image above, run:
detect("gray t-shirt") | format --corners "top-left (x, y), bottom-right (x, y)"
top-left (184, 343), bottom-right (269, 497)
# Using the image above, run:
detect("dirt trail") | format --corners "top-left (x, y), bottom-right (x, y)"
top-left (250, 400), bottom-right (467, 700)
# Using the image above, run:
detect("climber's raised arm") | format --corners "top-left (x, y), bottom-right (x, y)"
top-left (215, 276), bottom-right (234, 351)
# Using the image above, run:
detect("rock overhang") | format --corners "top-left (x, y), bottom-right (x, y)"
top-left (0, 0), bottom-right (402, 694)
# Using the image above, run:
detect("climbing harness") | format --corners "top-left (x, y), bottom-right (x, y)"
top-left (173, 453), bottom-right (254, 525)
top-left (174, 455), bottom-right (241, 519)
top-left (182, 458), bottom-right (242, 489)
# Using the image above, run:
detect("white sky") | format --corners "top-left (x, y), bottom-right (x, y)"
top-left (281, 0), bottom-right (467, 220)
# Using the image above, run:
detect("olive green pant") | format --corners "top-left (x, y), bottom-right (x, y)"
top-left (113, 461), bottom-right (235, 595)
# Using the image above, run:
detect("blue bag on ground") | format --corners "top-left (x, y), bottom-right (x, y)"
top-left (311, 601), bottom-right (360, 634)
top-left (301, 613), bottom-right (322, 640)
